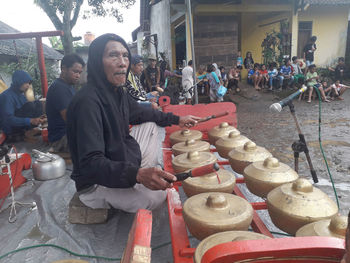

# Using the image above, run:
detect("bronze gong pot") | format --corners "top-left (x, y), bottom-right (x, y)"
top-left (169, 129), bottom-right (203, 146)
top-left (215, 130), bottom-right (250, 159)
top-left (172, 139), bottom-right (210, 156)
top-left (172, 151), bottom-right (217, 173)
top-left (267, 178), bottom-right (339, 235)
top-left (228, 141), bottom-right (272, 174)
top-left (182, 169), bottom-right (236, 197)
top-left (194, 231), bottom-right (271, 263)
top-left (182, 192), bottom-right (253, 240)
top-left (208, 122), bottom-right (238, 145)
top-left (296, 214), bottom-right (348, 239)
top-left (243, 157), bottom-right (299, 198)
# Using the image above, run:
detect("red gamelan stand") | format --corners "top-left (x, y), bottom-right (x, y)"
top-left (160, 100), bottom-right (345, 263)
top-left (0, 152), bottom-right (32, 199)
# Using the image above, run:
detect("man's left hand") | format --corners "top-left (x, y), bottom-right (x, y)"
top-left (179, 115), bottom-right (201, 128)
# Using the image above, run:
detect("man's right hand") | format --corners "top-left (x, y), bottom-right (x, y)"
top-left (30, 118), bottom-right (43, 126)
top-left (136, 167), bottom-right (177, 191)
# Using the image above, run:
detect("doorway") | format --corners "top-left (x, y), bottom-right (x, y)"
top-left (298, 21), bottom-right (312, 58)
top-left (175, 23), bottom-right (186, 70)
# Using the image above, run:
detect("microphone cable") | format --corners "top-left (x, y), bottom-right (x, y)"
top-left (314, 87), bottom-right (340, 209)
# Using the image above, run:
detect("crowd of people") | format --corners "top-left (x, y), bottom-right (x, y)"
top-left (180, 35), bottom-right (349, 104)
top-left (0, 34), bottom-right (199, 213)
top-left (1, 37), bottom-right (349, 147)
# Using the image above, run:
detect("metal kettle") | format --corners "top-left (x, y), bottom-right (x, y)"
top-left (32, 149), bottom-right (66, 181)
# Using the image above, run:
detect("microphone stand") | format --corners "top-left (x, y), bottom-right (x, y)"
top-left (287, 101), bottom-right (318, 183)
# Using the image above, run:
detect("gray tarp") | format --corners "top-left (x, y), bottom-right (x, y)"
top-left (0, 133), bottom-right (289, 263)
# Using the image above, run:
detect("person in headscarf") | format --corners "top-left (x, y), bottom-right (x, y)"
top-left (0, 70), bottom-right (45, 140)
top-left (212, 63), bottom-right (222, 80)
top-left (66, 34), bottom-right (200, 213)
top-left (126, 54), bottom-right (158, 108)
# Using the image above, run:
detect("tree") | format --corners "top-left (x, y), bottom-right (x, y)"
top-left (35, 0), bottom-right (136, 54)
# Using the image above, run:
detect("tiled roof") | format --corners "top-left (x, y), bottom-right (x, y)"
top-left (305, 0), bottom-right (350, 4)
top-left (0, 20), bottom-right (63, 60)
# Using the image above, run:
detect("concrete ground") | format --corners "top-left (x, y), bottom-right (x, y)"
top-left (222, 83), bottom-right (350, 216)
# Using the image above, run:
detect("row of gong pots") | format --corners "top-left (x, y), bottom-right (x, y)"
top-left (168, 123), bottom-right (347, 262)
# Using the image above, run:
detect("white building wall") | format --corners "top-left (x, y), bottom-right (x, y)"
top-left (136, 31), bottom-right (144, 55)
top-left (150, 0), bottom-right (172, 66)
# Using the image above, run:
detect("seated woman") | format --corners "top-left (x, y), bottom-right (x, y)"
top-left (0, 70), bottom-right (45, 142)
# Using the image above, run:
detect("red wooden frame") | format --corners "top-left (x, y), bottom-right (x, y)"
top-left (161, 100), bottom-right (345, 263)
top-left (0, 31), bottom-right (64, 98)
top-left (201, 237), bottom-right (345, 263)
top-left (122, 209), bottom-right (153, 263)
top-left (0, 153), bottom-right (31, 199)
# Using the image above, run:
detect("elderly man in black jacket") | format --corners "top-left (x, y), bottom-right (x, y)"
top-left (66, 34), bottom-right (200, 213)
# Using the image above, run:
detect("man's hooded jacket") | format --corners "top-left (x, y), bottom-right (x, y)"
top-left (66, 34), bottom-right (179, 192)
top-left (0, 70), bottom-right (32, 135)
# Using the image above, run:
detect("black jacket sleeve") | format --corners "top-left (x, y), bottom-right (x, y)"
top-left (127, 94), bottom-right (179, 127)
top-left (73, 97), bottom-right (138, 189)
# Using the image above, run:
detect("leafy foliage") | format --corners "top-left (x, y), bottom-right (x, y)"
top-left (83, 0), bottom-right (136, 23)
top-left (49, 36), bottom-right (64, 50)
top-left (34, 0), bottom-right (136, 53)
top-left (49, 36), bottom-right (84, 50)
top-left (0, 57), bottom-right (59, 97)
top-left (261, 22), bottom-right (291, 67)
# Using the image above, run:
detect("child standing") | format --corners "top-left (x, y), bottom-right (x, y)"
top-left (305, 65), bottom-right (329, 103)
top-left (244, 51), bottom-right (254, 70)
top-left (303, 36), bottom-right (317, 67)
top-left (236, 51), bottom-right (243, 67)
top-left (196, 65), bottom-right (208, 95)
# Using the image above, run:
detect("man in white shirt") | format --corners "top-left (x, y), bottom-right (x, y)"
top-left (182, 60), bottom-right (193, 104)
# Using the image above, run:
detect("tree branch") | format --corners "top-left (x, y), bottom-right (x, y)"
top-left (35, 0), bottom-right (63, 30)
top-left (71, 0), bottom-right (84, 28)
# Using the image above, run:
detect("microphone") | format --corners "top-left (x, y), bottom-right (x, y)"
top-left (270, 85), bottom-right (308, 112)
